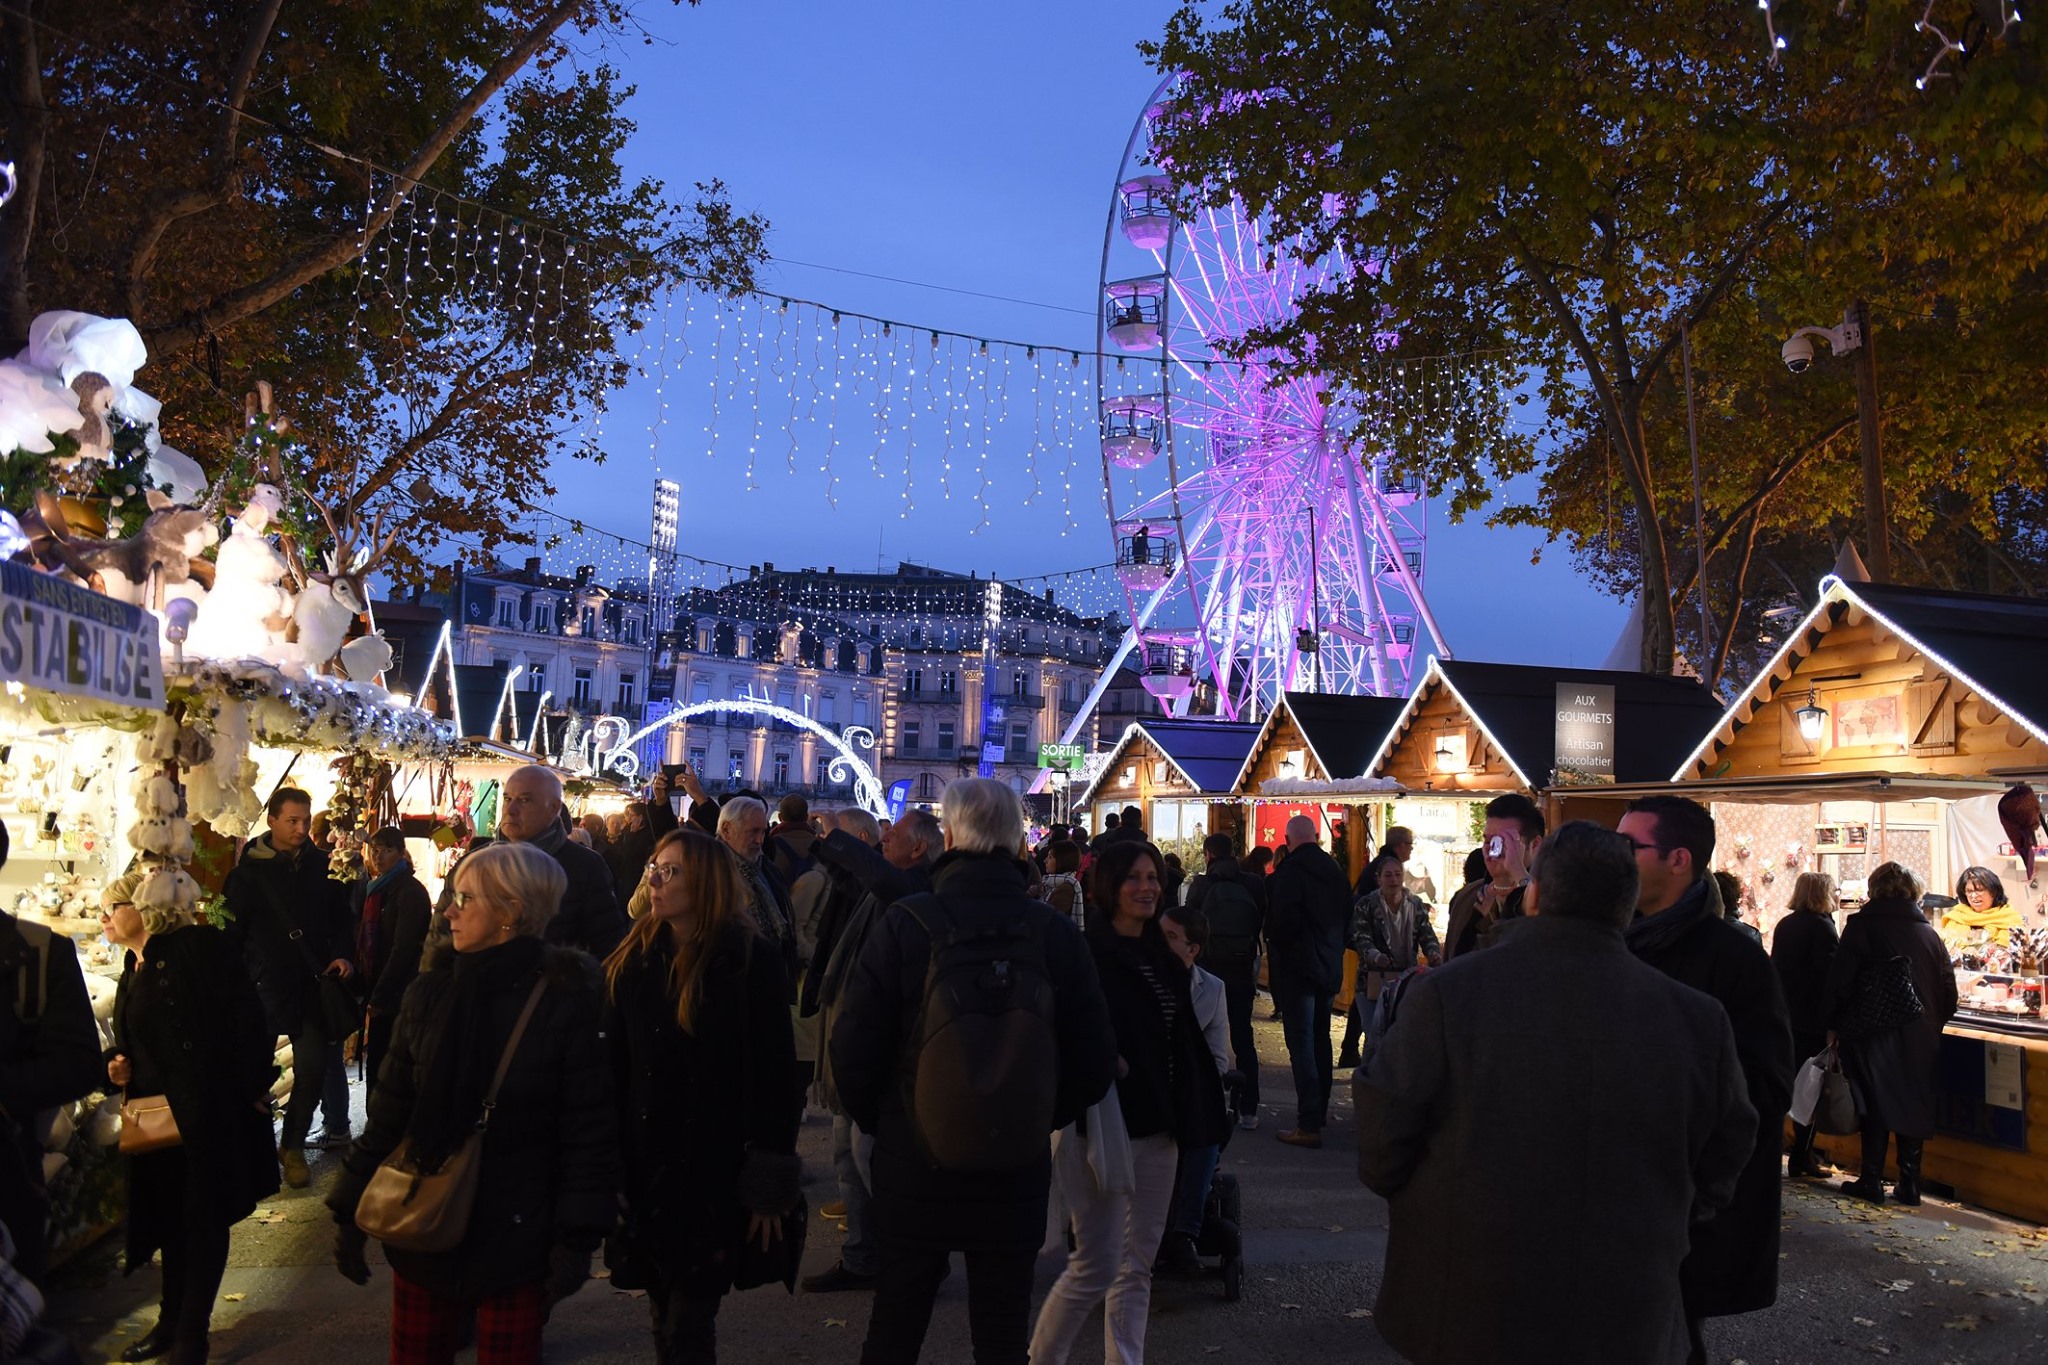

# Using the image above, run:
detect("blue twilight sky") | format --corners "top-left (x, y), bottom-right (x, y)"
top-left (533, 0), bottom-right (1629, 668)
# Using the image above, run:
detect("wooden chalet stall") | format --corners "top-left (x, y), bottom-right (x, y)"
top-left (1654, 576), bottom-right (2048, 1223)
top-left (1077, 718), bottom-right (1262, 861)
top-left (1367, 658), bottom-right (1726, 898)
top-left (1232, 691), bottom-right (1407, 884)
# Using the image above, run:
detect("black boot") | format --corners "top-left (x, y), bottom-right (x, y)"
top-left (1893, 1137), bottom-right (1924, 1206)
top-left (120, 1320), bottom-right (179, 1362)
top-left (1839, 1124), bottom-right (1889, 1204)
top-left (1786, 1121), bottom-right (1824, 1178)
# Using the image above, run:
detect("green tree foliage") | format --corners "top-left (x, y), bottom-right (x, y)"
top-left (1150, 0), bottom-right (2047, 679)
top-left (1, 0), bottom-right (766, 581)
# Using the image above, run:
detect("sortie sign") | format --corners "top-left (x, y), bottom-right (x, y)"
top-left (1553, 681), bottom-right (1616, 786)
top-left (0, 561), bottom-right (162, 710)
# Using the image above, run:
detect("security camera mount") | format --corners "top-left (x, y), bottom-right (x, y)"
top-left (1786, 312), bottom-right (1863, 361)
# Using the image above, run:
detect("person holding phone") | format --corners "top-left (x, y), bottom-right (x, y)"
top-left (1442, 795), bottom-right (1546, 963)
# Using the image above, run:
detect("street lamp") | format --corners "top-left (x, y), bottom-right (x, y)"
top-left (1781, 302), bottom-right (1889, 580)
top-left (1794, 688), bottom-right (1830, 743)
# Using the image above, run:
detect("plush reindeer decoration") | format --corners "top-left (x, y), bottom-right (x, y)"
top-left (280, 492), bottom-right (398, 680)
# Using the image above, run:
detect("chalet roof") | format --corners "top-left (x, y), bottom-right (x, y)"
top-left (1232, 691), bottom-right (1409, 790)
top-left (1078, 718), bottom-right (1264, 805)
top-left (1371, 657), bottom-right (1727, 790)
top-left (1670, 576), bottom-right (2048, 780)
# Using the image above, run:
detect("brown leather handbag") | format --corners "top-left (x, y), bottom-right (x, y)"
top-left (353, 977), bottom-right (547, 1253)
top-left (118, 1096), bottom-right (181, 1155)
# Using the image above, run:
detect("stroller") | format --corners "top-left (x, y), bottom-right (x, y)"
top-left (1166, 1069), bottom-right (1248, 1301)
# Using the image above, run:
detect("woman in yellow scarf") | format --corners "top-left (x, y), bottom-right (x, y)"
top-left (1936, 867), bottom-right (2024, 955)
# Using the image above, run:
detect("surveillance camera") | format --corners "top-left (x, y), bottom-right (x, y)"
top-left (1781, 333), bottom-right (1815, 374)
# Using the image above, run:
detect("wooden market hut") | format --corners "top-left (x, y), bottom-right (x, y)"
top-left (1077, 717), bottom-right (1263, 849)
top-left (1232, 691), bottom-right (1408, 879)
top-left (1366, 657), bottom-right (1727, 817)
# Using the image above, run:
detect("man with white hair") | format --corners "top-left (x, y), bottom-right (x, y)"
top-left (497, 764), bottom-right (627, 959)
top-left (832, 779), bottom-right (1116, 1364)
top-left (1264, 813), bottom-right (1354, 1149)
top-left (718, 795), bottom-right (799, 995)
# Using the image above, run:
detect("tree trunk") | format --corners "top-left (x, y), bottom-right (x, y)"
top-left (0, 4), bottom-right (47, 352)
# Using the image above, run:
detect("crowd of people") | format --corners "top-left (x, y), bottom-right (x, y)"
top-left (0, 767), bottom-right (1983, 1365)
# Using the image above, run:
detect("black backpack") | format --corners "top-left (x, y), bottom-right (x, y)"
top-left (1202, 877), bottom-right (1263, 966)
top-left (897, 893), bottom-right (1060, 1172)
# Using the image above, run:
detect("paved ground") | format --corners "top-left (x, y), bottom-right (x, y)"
top-left (47, 1008), bottom-right (2048, 1363)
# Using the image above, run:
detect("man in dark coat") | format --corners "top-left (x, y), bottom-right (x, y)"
top-left (1357, 822), bottom-right (1756, 1365)
top-left (222, 786), bottom-right (356, 1187)
top-left (832, 779), bottom-right (1115, 1365)
top-left (0, 820), bottom-right (104, 1280)
top-left (801, 808), bottom-right (938, 1295)
top-left (1183, 831), bottom-right (1268, 1126)
top-left (1620, 795), bottom-right (1795, 1365)
top-left (1771, 883), bottom-right (1841, 1177)
top-left (357, 827), bottom-right (435, 1096)
top-left (497, 764), bottom-right (628, 960)
top-left (1263, 814), bottom-right (1354, 1147)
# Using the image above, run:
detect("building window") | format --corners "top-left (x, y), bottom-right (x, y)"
top-left (937, 721), bottom-right (956, 754)
top-left (1010, 721), bottom-right (1030, 756)
top-left (616, 673), bottom-right (638, 712)
top-left (820, 692), bottom-right (838, 724)
top-left (837, 639), bottom-right (857, 672)
top-left (939, 670), bottom-right (958, 695)
top-left (623, 618), bottom-right (640, 645)
top-left (691, 676), bottom-right (711, 703)
top-left (496, 599), bottom-right (515, 628)
top-left (776, 685), bottom-right (797, 714)
top-left (534, 603), bottom-right (553, 633)
top-left (1012, 671), bottom-right (1027, 697)
top-left (728, 749), bottom-right (745, 781)
top-left (697, 624), bottom-right (714, 652)
top-left (902, 721), bottom-right (921, 755)
top-left (689, 747), bottom-right (706, 772)
top-left (528, 663), bottom-right (546, 693)
top-left (572, 668), bottom-right (594, 706)
top-left (907, 668), bottom-right (924, 695)
top-left (816, 756), bottom-right (832, 787)
top-left (853, 694), bottom-right (870, 726)
top-left (773, 752), bottom-right (790, 786)
top-left (1062, 677), bottom-right (1075, 702)
top-left (918, 772), bottom-right (936, 800)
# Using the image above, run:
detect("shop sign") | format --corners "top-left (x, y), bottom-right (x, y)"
top-left (885, 779), bottom-right (912, 822)
top-left (0, 561), bottom-right (161, 710)
top-left (1039, 741), bottom-right (1086, 771)
top-left (1553, 681), bottom-right (1616, 786)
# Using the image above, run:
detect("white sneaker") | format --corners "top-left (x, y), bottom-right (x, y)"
top-left (1238, 1113), bottom-right (1260, 1131)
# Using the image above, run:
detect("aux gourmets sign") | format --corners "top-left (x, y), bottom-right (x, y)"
top-left (0, 560), bottom-right (162, 710)
top-left (1554, 681), bottom-right (1616, 786)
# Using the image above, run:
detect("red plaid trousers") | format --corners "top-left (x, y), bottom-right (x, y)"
top-left (390, 1274), bottom-right (545, 1365)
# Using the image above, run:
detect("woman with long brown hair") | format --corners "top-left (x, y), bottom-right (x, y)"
top-left (604, 829), bottom-right (800, 1363)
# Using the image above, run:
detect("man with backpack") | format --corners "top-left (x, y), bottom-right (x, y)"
top-left (831, 779), bottom-right (1116, 1365)
top-left (1183, 832), bottom-right (1267, 1128)
top-left (0, 822), bottom-right (102, 1281)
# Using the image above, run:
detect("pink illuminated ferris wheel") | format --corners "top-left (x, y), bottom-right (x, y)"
top-left (1094, 77), bottom-right (1449, 719)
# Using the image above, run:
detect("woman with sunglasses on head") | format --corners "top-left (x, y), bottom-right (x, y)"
top-left (328, 841), bottom-right (618, 1364)
top-left (604, 829), bottom-right (800, 1364)
top-left (101, 869), bottom-right (278, 1365)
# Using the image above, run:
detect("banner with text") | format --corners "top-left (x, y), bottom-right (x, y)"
top-left (0, 561), bottom-right (162, 711)
top-left (1553, 681), bottom-right (1616, 786)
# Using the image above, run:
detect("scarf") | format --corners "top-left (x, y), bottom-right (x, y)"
top-left (355, 858), bottom-right (411, 980)
top-left (1938, 901), bottom-right (2024, 952)
top-left (1624, 876), bottom-right (1713, 959)
top-left (407, 934), bottom-right (545, 1171)
top-left (738, 852), bottom-right (790, 943)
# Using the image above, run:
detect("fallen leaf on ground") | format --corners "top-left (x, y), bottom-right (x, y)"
top-left (1280, 1303), bottom-right (1300, 1310)
top-left (2018, 1291), bottom-right (2046, 1306)
top-left (1853, 1317), bottom-right (1876, 1327)
top-left (1942, 1315), bottom-right (1980, 1330)
top-left (1346, 1309), bottom-right (1373, 1319)
top-left (1326, 1225), bottom-right (1344, 1233)
top-left (823, 1318), bottom-right (848, 1329)
top-left (1882, 1280), bottom-right (1913, 1292)
top-left (221, 1293), bottom-right (245, 1303)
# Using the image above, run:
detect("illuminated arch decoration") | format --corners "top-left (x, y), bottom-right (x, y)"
top-left (579, 697), bottom-right (888, 817)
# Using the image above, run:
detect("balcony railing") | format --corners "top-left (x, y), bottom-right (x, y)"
top-left (991, 693), bottom-right (1046, 711)
top-left (898, 687), bottom-right (964, 707)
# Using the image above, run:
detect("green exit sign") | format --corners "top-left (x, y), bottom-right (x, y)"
top-left (1039, 742), bottom-right (1086, 771)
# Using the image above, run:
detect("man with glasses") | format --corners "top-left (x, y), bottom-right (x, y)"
top-left (497, 765), bottom-right (628, 959)
top-left (1619, 795), bottom-right (1793, 1365)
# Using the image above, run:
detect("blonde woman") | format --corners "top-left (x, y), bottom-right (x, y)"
top-left (1771, 873), bottom-right (1840, 1178)
top-left (604, 829), bottom-right (799, 1362)
top-left (103, 871), bottom-right (277, 1364)
top-left (329, 842), bottom-right (617, 1363)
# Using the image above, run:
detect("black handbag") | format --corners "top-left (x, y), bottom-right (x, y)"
top-left (275, 892), bottom-right (362, 1039)
top-left (1839, 955), bottom-right (1924, 1038)
top-left (728, 1193), bottom-right (808, 1293)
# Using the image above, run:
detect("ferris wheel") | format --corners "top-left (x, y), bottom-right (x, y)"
top-left (1089, 76), bottom-right (1449, 721)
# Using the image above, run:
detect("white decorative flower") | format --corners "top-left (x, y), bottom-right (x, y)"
top-left (0, 358), bottom-right (85, 454)
top-left (26, 311), bottom-right (147, 389)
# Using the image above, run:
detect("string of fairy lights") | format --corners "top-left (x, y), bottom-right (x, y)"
top-left (1757, 0), bottom-right (2023, 85)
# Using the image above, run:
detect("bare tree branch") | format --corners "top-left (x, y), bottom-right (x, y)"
top-left (1668, 411), bottom-right (1858, 606)
top-left (0, 4), bottom-right (49, 348)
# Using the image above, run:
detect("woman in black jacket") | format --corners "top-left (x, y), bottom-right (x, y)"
top-left (102, 872), bottom-right (280, 1364)
top-left (1826, 862), bottom-right (1960, 1205)
top-left (1771, 872), bottom-right (1841, 1177)
top-left (356, 827), bottom-right (434, 1094)
top-left (604, 828), bottom-right (800, 1364)
top-left (329, 841), bottom-right (618, 1364)
top-left (1032, 838), bottom-right (1228, 1365)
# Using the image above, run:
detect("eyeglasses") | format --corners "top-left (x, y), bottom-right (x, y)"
top-left (645, 863), bottom-right (685, 887)
top-left (1620, 836), bottom-right (1671, 856)
top-left (450, 890), bottom-right (480, 909)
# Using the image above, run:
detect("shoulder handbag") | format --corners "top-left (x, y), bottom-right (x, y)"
top-left (729, 959), bottom-right (806, 1293)
top-left (118, 1095), bottom-right (181, 1155)
top-left (1838, 955), bottom-right (1925, 1039)
top-left (354, 976), bottom-right (548, 1253)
